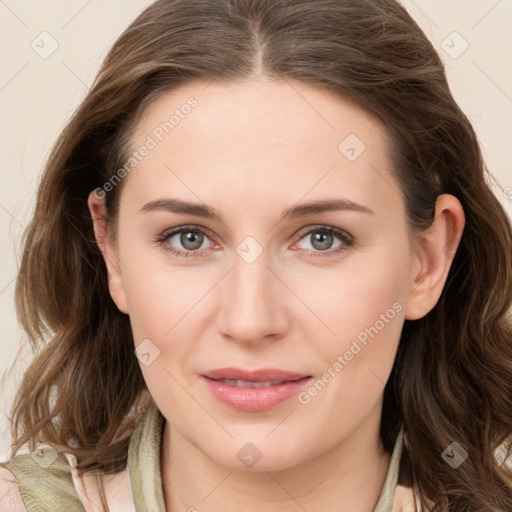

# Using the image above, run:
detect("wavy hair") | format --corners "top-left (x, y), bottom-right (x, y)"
top-left (3, 0), bottom-right (512, 509)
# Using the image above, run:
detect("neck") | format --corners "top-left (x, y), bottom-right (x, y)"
top-left (160, 407), bottom-right (392, 512)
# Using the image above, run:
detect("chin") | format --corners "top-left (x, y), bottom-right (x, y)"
top-left (201, 435), bottom-right (311, 473)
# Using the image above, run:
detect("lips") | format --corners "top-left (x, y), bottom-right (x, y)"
top-left (201, 367), bottom-right (312, 412)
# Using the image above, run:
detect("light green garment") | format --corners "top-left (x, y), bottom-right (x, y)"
top-left (1, 399), bottom-right (420, 511)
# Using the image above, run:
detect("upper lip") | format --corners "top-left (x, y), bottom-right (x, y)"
top-left (202, 367), bottom-right (311, 382)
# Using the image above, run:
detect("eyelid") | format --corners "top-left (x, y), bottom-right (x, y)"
top-left (292, 224), bottom-right (354, 244)
top-left (155, 224), bottom-right (218, 255)
top-left (290, 224), bottom-right (354, 258)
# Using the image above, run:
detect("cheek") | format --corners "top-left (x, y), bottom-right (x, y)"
top-left (304, 246), bottom-right (408, 341)
top-left (300, 243), bottom-right (408, 401)
top-left (121, 259), bottom-right (208, 403)
top-left (117, 232), bottom-right (211, 340)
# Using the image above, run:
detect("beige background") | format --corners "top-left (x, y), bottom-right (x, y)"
top-left (0, 0), bottom-right (511, 460)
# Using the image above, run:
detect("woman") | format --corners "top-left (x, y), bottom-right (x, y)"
top-left (1, 0), bottom-right (512, 510)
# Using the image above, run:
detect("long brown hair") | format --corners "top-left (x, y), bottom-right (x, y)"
top-left (3, 0), bottom-right (512, 509)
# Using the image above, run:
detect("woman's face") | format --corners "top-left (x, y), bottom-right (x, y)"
top-left (91, 77), bottom-right (441, 471)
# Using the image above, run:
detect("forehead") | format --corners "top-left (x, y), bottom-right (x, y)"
top-left (132, 77), bottom-right (385, 153)
top-left (123, 77), bottom-right (402, 219)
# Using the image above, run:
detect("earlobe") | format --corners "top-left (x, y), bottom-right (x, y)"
top-left (404, 194), bottom-right (465, 320)
top-left (87, 190), bottom-right (129, 314)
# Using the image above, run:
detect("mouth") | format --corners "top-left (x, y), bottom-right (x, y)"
top-left (200, 369), bottom-right (313, 412)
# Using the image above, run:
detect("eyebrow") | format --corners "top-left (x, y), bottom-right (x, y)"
top-left (139, 197), bottom-right (375, 220)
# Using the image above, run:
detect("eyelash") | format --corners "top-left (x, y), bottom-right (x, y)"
top-left (155, 224), bottom-right (354, 259)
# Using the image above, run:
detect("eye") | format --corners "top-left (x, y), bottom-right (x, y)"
top-left (292, 225), bottom-right (354, 258)
top-left (155, 225), bottom-right (217, 258)
top-left (155, 224), bottom-right (354, 259)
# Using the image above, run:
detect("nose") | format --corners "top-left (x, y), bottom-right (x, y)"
top-left (216, 245), bottom-right (290, 346)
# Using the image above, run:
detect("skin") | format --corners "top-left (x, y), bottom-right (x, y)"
top-left (88, 76), bottom-right (465, 512)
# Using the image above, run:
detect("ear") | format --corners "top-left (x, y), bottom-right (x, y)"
top-left (404, 194), bottom-right (465, 320)
top-left (87, 189), bottom-right (129, 314)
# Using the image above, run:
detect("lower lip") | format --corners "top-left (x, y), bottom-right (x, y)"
top-left (202, 376), bottom-right (312, 412)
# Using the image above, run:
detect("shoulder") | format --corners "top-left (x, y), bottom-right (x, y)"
top-left (0, 400), bottom-right (158, 512)
top-left (2, 444), bottom-right (138, 512)
top-left (0, 466), bottom-right (25, 511)
top-left (0, 447), bottom-right (85, 511)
